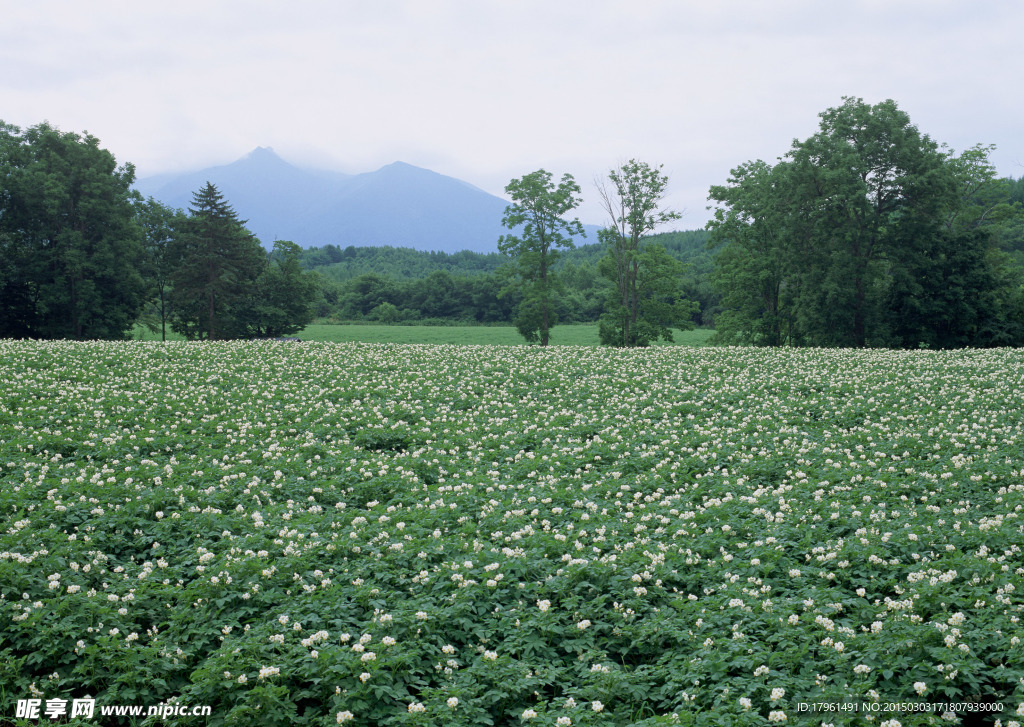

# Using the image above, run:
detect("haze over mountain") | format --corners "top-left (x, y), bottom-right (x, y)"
top-left (134, 148), bottom-right (599, 254)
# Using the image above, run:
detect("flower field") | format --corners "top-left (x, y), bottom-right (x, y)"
top-left (1, 340), bottom-right (1023, 726)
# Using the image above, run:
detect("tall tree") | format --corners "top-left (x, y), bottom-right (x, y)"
top-left (167, 183), bottom-right (266, 339)
top-left (596, 160), bottom-right (693, 346)
top-left (0, 121), bottom-right (146, 339)
top-left (785, 97), bottom-right (952, 347)
top-left (707, 160), bottom-right (801, 346)
top-left (709, 98), bottom-right (1024, 348)
top-left (136, 197), bottom-right (185, 341)
top-left (497, 170), bottom-right (584, 345)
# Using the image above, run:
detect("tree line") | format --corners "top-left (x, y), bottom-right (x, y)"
top-left (303, 231), bottom-right (716, 330)
top-left (707, 97), bottom-right (1024, 348)
top-left (0, 122), bottom-right (319, 340)
top-left (3, 99), bottom-right (1023, 348)
top-left (315, 162), bottom-right (706, 346)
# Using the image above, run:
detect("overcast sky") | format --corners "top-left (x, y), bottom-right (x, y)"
top-left (4, 0), bottom-right (1022, 228)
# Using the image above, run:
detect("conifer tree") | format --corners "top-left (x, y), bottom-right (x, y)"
top-left (168, 182), bottom-right (266, 339)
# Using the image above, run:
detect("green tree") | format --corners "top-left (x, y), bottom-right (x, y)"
top-left (0, 121), bottom-right (146, 339)
top-left (787, 97), bottom-right (952, 347)
top-left (497, 169), bottom-right (584, 345)
top-left (597, 236), bottom-right (697, 346)
top-left (136, 197), bottom-right (186, 341)
top-left (707, 160), bottom-right (800, 346)
top-left (708, 97), bottom-right (1022, 348)
top-left (244, 240), bottom-right (319, 337)
top-left (596, 160), bottom-right (693, 346)
top-left (167, 182), bottom-right (267, 339)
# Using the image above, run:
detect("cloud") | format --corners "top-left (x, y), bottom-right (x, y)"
top-left (3, 0), bottom-right (1022, 228)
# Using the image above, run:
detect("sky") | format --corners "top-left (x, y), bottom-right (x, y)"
top-left (3, 0), bottom-right (1022, 228)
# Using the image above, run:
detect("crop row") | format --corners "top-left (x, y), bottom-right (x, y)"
top-left (1, 341), bottom-right (1023, 726)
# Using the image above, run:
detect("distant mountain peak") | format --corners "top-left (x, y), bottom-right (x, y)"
top-left (241, 146), bottom-right (286, 164)
top-left (134, 150), bottom-right (594, 254)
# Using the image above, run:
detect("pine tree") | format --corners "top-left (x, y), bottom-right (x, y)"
top-left (168, 182), bottom-right (266, 339)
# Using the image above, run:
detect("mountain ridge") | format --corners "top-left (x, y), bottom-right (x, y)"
top-left (134, 149), bottom-right (600, 254)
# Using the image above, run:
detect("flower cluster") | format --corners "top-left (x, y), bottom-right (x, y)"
top-left (2, 340), bottom-right (1023, 724)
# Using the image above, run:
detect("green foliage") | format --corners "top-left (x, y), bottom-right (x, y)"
top-left (597, 240), bottom-right (697, 347)
top-left (136, 197), bottom-right (187, 342)
top-left (708, 97), bottom-right (1024, 348)
top-left (289, 323), bottom-right (713, 346)
top-left (2, 341), bottom-right (1023, 725)
top-left (242, 241), bottom-right (319, 338)
top-left (296, 230), bottom-right (719, 328)
top-left (370, 301), bottom-right (401, 324)
top-left (596, 160), bottom-right (696, 347)
top-left (0, 121), bottom-right (147, 339)
top-left (497, 170), bottom-right (585, 346)
top-left (303, 245), bottom-right (508, 282)
top-left (167, 183), bottom-right (269, 340)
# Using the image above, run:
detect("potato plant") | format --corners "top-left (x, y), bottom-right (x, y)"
top-left (1, 341), bottom-right (1023, 726)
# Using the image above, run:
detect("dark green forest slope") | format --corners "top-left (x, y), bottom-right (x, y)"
top-left (299, 230), bottom-right (720, 327)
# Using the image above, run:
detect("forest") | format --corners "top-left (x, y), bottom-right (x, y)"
top-left (300, 230), bottom-right (717, 329)
top-left (2, 97), bottom-right (1023, 347)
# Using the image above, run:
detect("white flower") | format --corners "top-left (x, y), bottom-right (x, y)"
top-left (739, 697), bottom-right (752, 710)
top-left (336, 711), bottom-right (354, 724)
top-left (771, 687), bottom-right (785, 701)
top-left (854, 664), bottom-right (871, 674)
top-left (557, 718), bottom-right (572, 727)
top-left (537, 600), bottom-right (551, 612)
top-left (407, 702), bottom-right (425, 713)
top-left (576, 619), bottom-right (591, 630)
top-left (447, 697), bottom-right (459, 709)
top-left (361, 651), bottom-right (376, 662)
top-left (522, 709), bottom-right (538, 720)
top-left (914, 682), bottom-right (927, 695)
top-left (442, 644), bottom-right (456, 654)
top-left (754, 665), bottom-right (769, 677)
top-left (258, 666), bottom-right (280, 680)
top-left (768, 710), bottom-right (787, 723)
top-left (592, 700), bottom-right (604, 712)
top-left (360, 672), bottom-right (371, 683)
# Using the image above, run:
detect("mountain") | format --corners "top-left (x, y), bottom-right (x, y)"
top-left (134, 148), bottom-right (598, 254)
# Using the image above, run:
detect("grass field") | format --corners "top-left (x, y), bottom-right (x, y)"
top-left (1, 341), bottom-right (1022, 726)
top-left (131, 323), bottom-right (715, 347)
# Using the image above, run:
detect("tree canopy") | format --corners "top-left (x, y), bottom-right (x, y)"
top-left (0, 121), bottom-right (146, 339)
top-left (708, 97), bottom-right (1024, 348)
top-left (596, 160), bottom-right (696, 347)
top-left (497, 170), bottom-right (584, 345)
